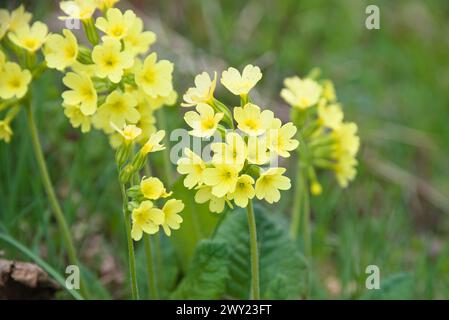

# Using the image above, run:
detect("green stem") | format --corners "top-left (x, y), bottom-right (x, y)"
top-left (25, 101), bottom-right (89, 299)
top-left (302, 170), bottom-right (311, 258)
top-left (246, 200), bottom-right (260, 300)
top-left (119, 183), bottom-right (139, 299)
top-left (289, 161), bottom-right (303, 240)
top-left (144, 234), bottom-right (159, 299)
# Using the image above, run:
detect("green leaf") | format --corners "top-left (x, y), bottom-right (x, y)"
top-left (214, 205), bottom-right (308, 299)
top-left (171, 240), bottom-right (229, 299)
top-left (169, 178), bottom-right (221, 271)
top-left (359, 272), bottom-right (413, 300)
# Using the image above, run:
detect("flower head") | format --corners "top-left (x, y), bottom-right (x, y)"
top-left (318, 101), bottom-right (343, 130)
top-left (247, 136), bottom-right (270, 165)
top-left (255, 168), bottom-right (291, 204)
top-left (62, 71), bottom-right (97, 115)
top-left (182, 72), bottom-right (217, 107)
top-left (334, 153), bottom-right (357, 188)
top-left (221, 64), bottom-right (262, 96)
top-left (140, 177), bottom-right (172, 200)
top-left (135, 53), bottom-right (173, 98)
top-left (8, 21), bottom-right (48, 52)
top-left (0, 62), bottom-right (32, 99)
top-left (124, 17), bottom-right (156, 55)
top-left (332, 122), bottom-right (360, 157)
top-left (203, 163), bottom-right (240, 198)
top-left (195, 186), bottom-right (226, 213)
top-left (93, 91), bottom-right (139, 133)
top-left (211, 132), bottom-right (247, 168)
top-left (92, 37), bottom-right (134, 83)
top-left (161, 199), bottom-right (184, 236)
top-left (63, 104), bottom-right (92, 133)
top-left (95, 0), bottom-right (120, 11)
top-left (141, 130), bottom-right (165, 154)
top-left (113, 123), bottom-right (142, 142)
top-left (95, 8), bottom-right (136, 40)
top-left (281, 76), bottom-right (322, 109)
top-left (5, 5), bottom-right (32, 33)
top-left (59, 0), bottom-right (96, 21)
top-left (177, 148), bottom-right (207, 189)
top-left (267, 122), bottom-right (299, 158)
top-left (227, 174), bottom-right (255, 208)
top-left (44, 29), bottom-right (78, 71)
top-left (131, 200), bottom-right (164, 240)
top-left (184, 103), bottom-right (223, 137)
top-left (234, 103), bottom-right (274, 136)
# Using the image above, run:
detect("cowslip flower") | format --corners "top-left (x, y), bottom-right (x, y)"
top-left (2, 5), bottom-right (32, 34)
top-left (267, 122), bottom-right (299, 158)
top-left (221, 64), bottom-right (262, 96)
top-left (140, 130), bottom-right (166, 154)
top-left (95, 0), bottom-right (120, 11)
top-left (182, 72), bottom-right (217, 107)
top-left (8, 21), bottom-right (48, 52)
top-left (211, 132), bottom-right (247, 168)
top-left (59, 0), bottom-right (96, 21)
top-left (177, 148), bottom-right (207, 189)
top-left (44, 29), bottom-right (78, 71)
top-left (0, 62), bottom-right (32, 99)
top-left (184, 103), bottom-right (223, 137)
top-left (92, 37), bottom-right (134, 83)
top-left (113, 124), bottom-right (142, 142)
top-left (124, 17), bottom-right (156, 55)
top-left (95, 8), bottom-right (136, 40)
top-left (334, 153), bottom-right (357, 188)
top-left (62, 71), bottom-right (97, 115)
top-left (247, 136), bottom-right (270, 165)
top-left (140, 177), bottom-right (172, 200)
top-left (280, 76), bottom-right (322, 109)
top-left (194, 186), bottom-right (226, 214)
top-left (234, 103), bottom-right (274, 136)
top-left (332, 122), bottom-right (360, 157)
top-left (131, 200), bottom-right (164, 241)
top-left (322, 80), bottom-right (337, 102)
top-left (202, 163), bottom-right (240, 198)
top-left (0, 10), bottom-right (9, 39)
top-left (318, 101), bottom-right (343, 130)
top-left (62, 104), bottom-right (92, 133)
top-left (161, 199), bottom-right (184, 236)
top-left (227, 174), bottom-right (255, 208)
top-left (93, 91), bottom-right (139, 133)
top-left (135, 53), bottom-right (173, 98)
top-left (255, 168), bottom-right (291, 204)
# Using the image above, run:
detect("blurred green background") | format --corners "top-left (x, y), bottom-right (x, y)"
top-left (1, 0), bottom-right (449, 299)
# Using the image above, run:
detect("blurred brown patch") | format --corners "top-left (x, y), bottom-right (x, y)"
top-left (0, 259), bottom-right (60, 300)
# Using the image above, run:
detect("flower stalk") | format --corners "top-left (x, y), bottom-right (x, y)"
top-left (246, 199), bottom-right (260, 300)
top-left (144, 234), bottom-right (159, 299)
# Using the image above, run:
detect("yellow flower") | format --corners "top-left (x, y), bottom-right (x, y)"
top-left (184, 103), bottom-right (223, 137)
top-left (62, 71), bottom-right (97, 115)
top-left (194, 186), bottom-right (226, 213)
top-left (0, 62), bottom-right (32, 99)
top-left (310, 181), bottom-right (323, 196)
top-left (0, 10), bottom-right (9, 39)
top-left (182, 72), bottom-right (217, 107)
top-left (233, 103), bottom-right (274, 136)
top-left (95, 8), bottom-right (136, 40)
top-left (281, 76), bottom-right (322, 109)
top-left (211, 132), bottom-right (247, 168)
top-left (59, 0), bottom-right (96, 21)
top-left (112, 123), bottom-right (142, 141)
top-left (93, 91), bottom-right (139, 133)
top-left (95, 0), bottom-right (120, 11)
top-left (0, 120), bottom-right (13, 143)
top-left (141, 130), bottom-right (166, 154)
top-left (332, 122), bottom-right (360, 157)
top-left (267, 122), bottom-right (299, 158)
top-left (140, 177), bottom-right (172, 200)
top-left (221, 64), bottom-right (262, 96)
top-left (318, 101), bottom-right (343, 130)
top-left (334, 153), bottom-right (357, 188)
top-left (228, 174), bottom-right (255, 208)
top-left (8, 21), bottom-right (48, 52)
top-left (44, 29), bottom-right (78, 71)
top-left (6, 5), bottom-right (32, 33)
top-left (203, 163), bottom-right (240, 197)
top-left (161, 199), bottom-right (184, 236)
top-left (123, 17), bottom-right (156, 55)
top-left (177, 148), bottom-right (207, 189)
top-left (131, 200), bottom-right (164, 241)
top-left (255, 167), bottom-right (291, 204)
top-left (71, 61), bottom-right (96, 77)
top-left (135, 52), bottom-right (174, 98)
top-left (322, 80), bottom-right (336, 102)
top-left (247, 136), bottom-right (270, 165)
top-left (92, 37), bottom-right (133, 83)
top-left (63, 104), bottom-right (92, 133)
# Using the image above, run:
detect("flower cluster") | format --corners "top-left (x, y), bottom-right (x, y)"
top-left (177, 65), bottom-right (298, 213)
top-left (113, 124), bottom-right (184, 241)
top-left (49, 1), bottom-right (176, 147)
top-left (0, 5), bottom-right (46, 143)
top-left (281, 71), bottom-right (360, 193)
